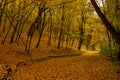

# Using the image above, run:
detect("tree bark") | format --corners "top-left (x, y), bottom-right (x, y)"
top-left (57, 0), bottom-right (65, 49)
top-left (78, 11), bottom-right (85, 50)
top-left (90, 0), bottom-right (120, 46)
top-left (47, 9), bottom-right (52, 47)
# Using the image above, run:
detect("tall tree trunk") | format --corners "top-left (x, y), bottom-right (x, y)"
top-left (57, 1), bottom-right (65, 49)
top-left (9, 19), bottom-right (19, 43)
top-left (78, 23), bottom-right (84, 50)
top-left (36, 6), bottom-right (47, 48)
top-left (78, 11), bottom-right (85, 50)
top-left (0, 0), bottom-right (6, 27)
top-left (107, 29), bottom-right (113, 59)
top-left (78, 38), bottom-right (83, 50)
top-left (86, 34), bottom-right (92, 50)
top-left (90, 0), bottom-right (120, 46)
top-left (36, 26), bottom-right (45, 48)
top-left (71, 37), bottom-right (75, 47)
top-left (47, 9), bottom-right (52, 47)
top-left (66, 35), bottom-right (69, 49)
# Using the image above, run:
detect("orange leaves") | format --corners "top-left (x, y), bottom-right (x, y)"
top-left (0, 50), bottom-right (120, 79)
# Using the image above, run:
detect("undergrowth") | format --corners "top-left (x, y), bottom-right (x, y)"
top-left (99, 41), bottom-right (119, 61)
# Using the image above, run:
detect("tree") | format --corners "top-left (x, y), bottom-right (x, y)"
top-left (78, 11), bottom-right (85, 50)
top-left (90, 0), bottom-right (120, 60)
top-left (90, 0), bottom-right (120, 46)
top-left (57, 0), bottom-right (65, 49)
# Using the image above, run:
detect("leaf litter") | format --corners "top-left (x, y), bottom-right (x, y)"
top-left (0, 44), bottom-right (120, 80)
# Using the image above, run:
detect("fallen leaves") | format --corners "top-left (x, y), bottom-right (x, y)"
top-left (0, 46), bottom-right (120, 80)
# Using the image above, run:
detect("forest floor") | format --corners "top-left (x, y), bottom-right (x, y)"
top-left (0, 43), bottom-right (120, 80)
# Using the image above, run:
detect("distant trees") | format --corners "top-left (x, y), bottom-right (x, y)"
top-left (1, 0), bottom-right (119, 57)
top-left (0, 0), bottom-right (98, 51)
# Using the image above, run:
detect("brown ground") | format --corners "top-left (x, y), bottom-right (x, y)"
top-left (0, 45), bottom-right (120, 80)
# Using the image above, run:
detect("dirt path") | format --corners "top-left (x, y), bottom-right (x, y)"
top-left (1, 51), bottom-right (120, 80)
top-left (10, 51), bottom-right (119, 80)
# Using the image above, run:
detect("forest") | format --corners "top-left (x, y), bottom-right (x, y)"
top-left (0, 0), bottom-right (120, 80)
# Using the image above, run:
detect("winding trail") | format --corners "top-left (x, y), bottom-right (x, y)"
top-left (7, 51), bottom-right (120, 80)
